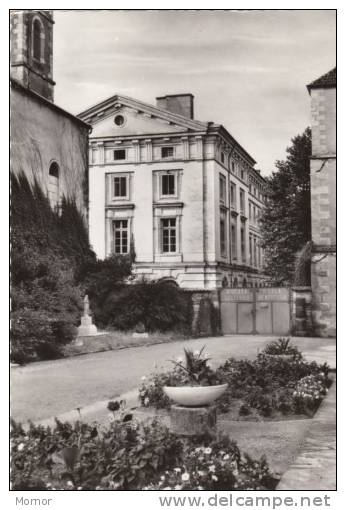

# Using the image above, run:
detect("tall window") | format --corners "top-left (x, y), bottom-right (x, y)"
top-left (220, 213), bottom-right (226, 257)
top-left (241, 227), bottom-right (246, 262)
top-left (249, 234), bottom-right (253, 265)
top-left (219, 174), bottom-right (226, 204)
top-left (230, 182), bottom-right (236, 207)
top-left (231, 224), bottom-right (237, 259)
top-left (161, 174), bottom-right (176, 196)
top-left (113, 176), bottom-right (127, 198)
top-left (221, 152), bottom-right (225, 164)
top-left (33, 18), bottom-right (43, 61)
top-left (231, 161), bottom-right (235, 173)
top-left (240, 189), bottom-right (245, 213)
top-left (254, 236), bottom-right (257, 267)
top-left (48, 162), bottom-right (59, 210)
top-left (113, 219), bottom-right (129, 254)
top-left (161, 218), bottom-right (176, 253)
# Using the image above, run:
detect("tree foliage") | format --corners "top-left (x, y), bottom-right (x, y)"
top-left (260, 128), bottom-right (311, 283)
top-left (11, 172), bottom-right (96, 363)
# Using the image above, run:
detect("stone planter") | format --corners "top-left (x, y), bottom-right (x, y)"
top-left (163, 384), bottom-right (228, 407)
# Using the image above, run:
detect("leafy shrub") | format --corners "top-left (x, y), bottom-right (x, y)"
top-left (263, 337), bottom-right (301, 357)
top-left (11, 414), bottom-right (275, 491)
top-left (92, 280), bottom-right (193, 333)
top-left (11, 172), bottom-right (96, 363)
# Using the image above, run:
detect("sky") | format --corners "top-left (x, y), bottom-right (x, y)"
top-left (53, 9), bottom-right (336, 175)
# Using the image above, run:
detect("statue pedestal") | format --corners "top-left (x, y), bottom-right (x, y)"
top-left (77, 314), bottom-right (98, 337)
top-left (170, 405), bottom-right (217, 436)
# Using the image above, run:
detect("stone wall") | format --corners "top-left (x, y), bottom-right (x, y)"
top-left (309, 85), bottom-right (336, 337)
top-left (311, 252), bottom-right (336, 337)
top-left (11, 85), bottom-right (89, 216)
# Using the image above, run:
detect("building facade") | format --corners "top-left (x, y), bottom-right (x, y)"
top-left (10, 10), bottom-right (90, 215)
top-left (307, 68), bottom-right (336, 337)
top-left (79, 93), bottom-right (268, 290)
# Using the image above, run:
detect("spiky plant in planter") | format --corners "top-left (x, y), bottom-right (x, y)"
top-left (163, 346), bottom-right (228, 407)
top-left (262, 338), bottom-right (301, 359)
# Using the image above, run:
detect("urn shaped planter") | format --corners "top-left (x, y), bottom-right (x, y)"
top-left (163, 383), bottom-right (228, 407)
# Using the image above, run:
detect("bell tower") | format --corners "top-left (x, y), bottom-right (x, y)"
top-left (10, 10), bottom-right (55, 102)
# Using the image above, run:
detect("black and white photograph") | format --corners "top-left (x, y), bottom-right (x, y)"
top-left (9, 6), bottom-right (337, 505)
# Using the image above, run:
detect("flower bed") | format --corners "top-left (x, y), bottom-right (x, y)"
top-left (11, 411), bottom-right (276, 491)
top-left (139, 342), bottom-right (331, 419)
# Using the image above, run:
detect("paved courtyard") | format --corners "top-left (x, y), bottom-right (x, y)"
top-left (11, 335), bottom-right (335, 424)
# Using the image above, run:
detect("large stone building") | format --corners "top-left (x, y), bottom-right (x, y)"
top-left (10, 10), bottom-right (90, 215)
top-left (307, 68), bottom-right (336, 336)
top-left (79, 93), bottom-right (268, 290)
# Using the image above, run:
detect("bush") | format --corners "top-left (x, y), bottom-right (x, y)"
top-left (92, 280), bottom-right (193, 333)
top-left (11, 413), bottom-right (276, 491)
top-left (11, 172), bottom-right (96, 363)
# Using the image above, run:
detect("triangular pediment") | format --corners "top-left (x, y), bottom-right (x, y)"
top-left (78, 94), bottom-right (208, 138)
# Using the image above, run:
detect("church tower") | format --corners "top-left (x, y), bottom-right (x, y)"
top-left (10, 10), bottom-right (55, 102)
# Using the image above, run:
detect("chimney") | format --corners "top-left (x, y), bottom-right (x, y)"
top-left (156, 94), bottom-right (194, 119)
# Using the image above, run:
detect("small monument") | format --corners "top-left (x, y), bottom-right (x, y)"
top-left (77, 295), bottom-right (98, 337)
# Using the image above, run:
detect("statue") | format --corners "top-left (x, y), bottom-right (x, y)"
top-left (83, 295), bottom-right (90, 316)
top-left (77, 294), bottom-right (98, 338)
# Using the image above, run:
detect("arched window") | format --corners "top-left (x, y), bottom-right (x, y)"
top-left (48, 162), bottom-right (59, 210)
top-left (32, 18), bottom-right (44, 62)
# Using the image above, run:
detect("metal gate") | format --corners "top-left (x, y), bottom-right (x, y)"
top-left (220, 287), bottom-right (291, 335)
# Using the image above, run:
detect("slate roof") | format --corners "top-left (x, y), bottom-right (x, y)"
top-left (307, 67), bottom-right (336, 93)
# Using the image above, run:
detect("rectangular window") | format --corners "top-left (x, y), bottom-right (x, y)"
top-left (240, 189), bottom-right (245, 213)
top-left (249, 235), bottom-right (253, 265)
top-left (241, 227), bottom-right (246, 262)
top-left (220, 213), bottom-right (226, 257)
top-left (113, 149), bottom-right (126, 161)
top-left (113, 176), bottom-right (127, 198)
top-left (231, 161), bottom-right (235, 173)
top-left (241, 169), bottom-right (244, 180)
top-left (249, 201), bottom-right (252, 220)
top-left (161, 146), bottom-right (174, 159)
top-left (219, 174), bottom-right (226, 204)
top-left (113, 219), bottom-right (129, 254)
top-left (221, 152), bottom-right (225, 164)
top-left (230, 182), bottom-right (236, 207)
top-left (161, 218), bottom-right (176, 253)
top-left (254, 237), bottom-right (257, 267)
top-left (231, 224), bottom-right (237, 259)
top-left (161, 174), bottom-right (176, 196)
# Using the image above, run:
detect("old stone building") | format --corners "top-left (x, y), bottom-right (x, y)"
top-left (307, 68), bottom-right (336, 336)
top-left (10, 10), bottom-right (90, 215)
top-left (79, 93), bottom-right (268, 290)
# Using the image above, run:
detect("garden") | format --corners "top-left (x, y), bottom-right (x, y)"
top-left (11, 339), bottom-right (332, 491)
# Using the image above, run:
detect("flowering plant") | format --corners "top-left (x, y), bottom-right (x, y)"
top-left (143, 436), bottom-right (275, 491)
top-left (293, 374), bottom-right (328, 413)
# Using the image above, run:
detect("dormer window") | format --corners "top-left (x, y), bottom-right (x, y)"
top-left (32, 18), bottom-right (44, 62)
top-left (161, 147), bottom-right (174, 159)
